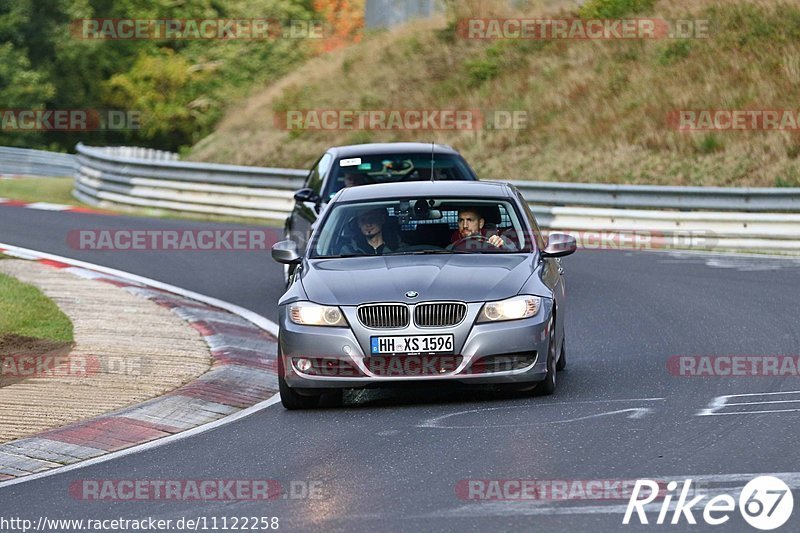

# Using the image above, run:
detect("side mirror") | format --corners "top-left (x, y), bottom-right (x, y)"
top-left (541, 233), bottom-right (577, 258)
top-left (294, 188), bottom-right (321, 204)
top-left (271, 240), bottom-right (302, 264)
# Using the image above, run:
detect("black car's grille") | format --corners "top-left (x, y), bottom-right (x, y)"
top-left (414, 302), bottom-right (467, 328)
top-left (357, 304), bottom-right (409, 329)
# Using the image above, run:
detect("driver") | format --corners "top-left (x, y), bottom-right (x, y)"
top-left (451, 207), bottom-right (511, 249)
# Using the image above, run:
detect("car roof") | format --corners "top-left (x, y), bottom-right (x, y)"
top-left (335, 180), bottom-right (513, 202)
top-left (327, 142), bottom-right (460, 158)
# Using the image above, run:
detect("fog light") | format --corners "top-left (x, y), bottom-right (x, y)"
top-left (295, 358), bottom-right (312, 372)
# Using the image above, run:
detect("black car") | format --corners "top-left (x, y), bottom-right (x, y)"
top-left (282, 142), bottom-right (480, 284)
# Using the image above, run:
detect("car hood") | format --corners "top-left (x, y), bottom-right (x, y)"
top-left (300, 254), bottom-right (538, 305)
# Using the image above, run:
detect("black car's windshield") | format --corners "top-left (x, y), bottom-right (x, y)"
top-left (311, 197), bottom-right (533, 258)
top-left (324, 153), bottom-right (475, 200)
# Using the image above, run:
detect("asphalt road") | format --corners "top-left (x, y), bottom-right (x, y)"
top-left (2, 204), bottom-right (800, 532)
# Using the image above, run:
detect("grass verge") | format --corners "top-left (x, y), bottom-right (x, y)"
top-left (0, 271), bottom-right (73, 343)
top-left (0, 177), bottom-right (77, 205)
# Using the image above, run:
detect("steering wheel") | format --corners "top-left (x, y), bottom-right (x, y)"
top-left (446, 234), bottom-right (494, 251)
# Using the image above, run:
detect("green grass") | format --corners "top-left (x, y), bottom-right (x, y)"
top-left (0, 178), bottom-right (77, 205)
top-left (0, 272), bottom-right (73, 343)
top-left (0, 177), bottom-right (281, 227)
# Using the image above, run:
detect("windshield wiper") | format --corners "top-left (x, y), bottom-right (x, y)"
top-left (313, 253), bottom-right (365, 259)
top-left (385, 250), bottom-right (470, 255)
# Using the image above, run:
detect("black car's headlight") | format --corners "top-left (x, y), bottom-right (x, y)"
top-left (477, 295), bottom-right (541, 323)
top-left (289, 302), bottom-right (348, 327)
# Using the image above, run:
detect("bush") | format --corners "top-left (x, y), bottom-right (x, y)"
top-left (464, 57), bottom-right (501, 85)
top-left (658, 40), bottom-right (693, 65)
top-left (696, 134), bottom-right (725, 155)
top-left (579, 0), bottom-right (656, 19)
top-left (775, 167), bottom-right (800, 187)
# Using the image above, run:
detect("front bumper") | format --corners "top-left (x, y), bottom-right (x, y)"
top-left (278, 300), bottom-right (552, 389)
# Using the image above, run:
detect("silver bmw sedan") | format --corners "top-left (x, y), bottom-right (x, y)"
top-left (271, 180), bottom-right (576, 409)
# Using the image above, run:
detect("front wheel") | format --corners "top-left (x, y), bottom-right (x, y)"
top-left (534, 320), bottom-right (558, 396)
top-left (556, 337), bottom-right (567, 371)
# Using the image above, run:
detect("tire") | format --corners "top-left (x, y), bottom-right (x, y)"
top-left (534, 320), bottom-right (558, 396)
top-left (278, 349), bottom-right (320, 410)
top-left (556, 336), bottom-right (567, 371)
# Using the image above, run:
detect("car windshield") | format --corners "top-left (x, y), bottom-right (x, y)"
top-left (311, 197), bottom-right (532, 258)
top-left (324, 153), bottom-right (474, 199)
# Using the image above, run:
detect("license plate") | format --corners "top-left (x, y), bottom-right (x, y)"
top-left (370, 334), bottom-right (454, 355)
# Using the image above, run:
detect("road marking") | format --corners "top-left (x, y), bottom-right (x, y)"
top-left (418, 398), bottom-right (664, 429)
top-left (24, 202), bottom-right (73, 211)
top-left (697, 390), bottom-right (800, 416)
top-left (0, 242), bottom-right (282, 489)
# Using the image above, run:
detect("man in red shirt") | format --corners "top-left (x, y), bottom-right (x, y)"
top-left (450, 207), bottom-right (513, 249)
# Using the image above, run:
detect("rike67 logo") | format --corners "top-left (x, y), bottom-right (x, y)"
top-left (624, 476), bottom-right (793, 530)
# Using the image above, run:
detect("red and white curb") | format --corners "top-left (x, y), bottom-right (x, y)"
top-left (0, 197), bottom-right (109, 215)
top-left (0, 243), bottom-right (280, 484)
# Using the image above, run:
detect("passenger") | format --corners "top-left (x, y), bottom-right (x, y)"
top-left (341, 208), bottom-right (401, 255)
top-left (450, 207), bottom-right (512, 249)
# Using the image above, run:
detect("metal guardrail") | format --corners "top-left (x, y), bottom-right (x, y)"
top-left (74, 143), bottom-right (306, 220)
top-left (71, 143), bottom-right (800, 252)
top-left (0, 146), bottom-right (76, 178)
top-left (509, 180), bottom-right (800, 213)
top-left (93, 146), bottom-right (179, 161)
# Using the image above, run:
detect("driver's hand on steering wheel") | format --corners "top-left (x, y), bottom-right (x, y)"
top-left (487, 235), bottom-right (505, 248)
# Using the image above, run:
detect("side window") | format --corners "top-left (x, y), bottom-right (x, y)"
top-left (458, 155), bottom-right (480, 180)
top-left (305, 153), bottom-right (333, 194)
top-left (517, 191), bottom-right (546, 250)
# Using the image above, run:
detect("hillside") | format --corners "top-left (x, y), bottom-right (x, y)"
top-left (0, 0), bottom-right (358, 152)
top-left (189, 0), bottom-right (800, 187)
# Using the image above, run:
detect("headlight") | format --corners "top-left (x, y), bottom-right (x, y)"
top-left (477, 296), bottom-right (541, 323)
top-left (289, 302), bottom-right (348, 327)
